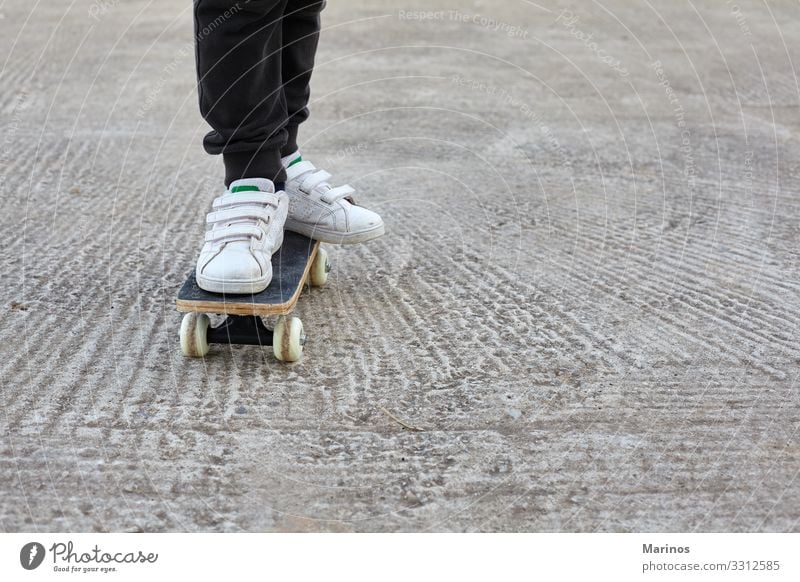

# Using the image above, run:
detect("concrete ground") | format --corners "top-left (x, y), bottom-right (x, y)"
top-left (1, 0), bottom-right (799, 532)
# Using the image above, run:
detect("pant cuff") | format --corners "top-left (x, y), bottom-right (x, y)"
top-left (223, 148), bottom-right (286, 187)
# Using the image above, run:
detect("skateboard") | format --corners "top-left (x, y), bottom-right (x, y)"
top-left (176, 231), bottom-right (330, 362)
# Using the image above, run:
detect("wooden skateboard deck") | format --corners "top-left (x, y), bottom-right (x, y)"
top-left (176, 231), bottom-right (330, 362)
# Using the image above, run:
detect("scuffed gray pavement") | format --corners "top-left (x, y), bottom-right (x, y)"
top-left (1, 0), bottom-right (798, 531)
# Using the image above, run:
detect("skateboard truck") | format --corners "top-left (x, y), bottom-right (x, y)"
top-left (208, 315), bottom-right (274, 346)
top-left (205, 315), bottom-right (308, 347)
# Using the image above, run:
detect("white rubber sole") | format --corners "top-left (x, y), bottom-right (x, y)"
top-left (196, 272), bottom-right (272, 294)
top-left (285, 219), bottom-right (385, 244)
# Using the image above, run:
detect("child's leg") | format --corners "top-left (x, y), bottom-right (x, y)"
top-left (194, 0), bottom-right (289, 186)
top-left (275, 0), bottom-right (385, 244)
top-left (280, 0), bottom-right (325, 156)
top-left (192, 0), bottom-right (293, 293)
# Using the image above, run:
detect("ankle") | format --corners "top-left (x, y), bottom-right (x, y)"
top-left (223, 149), bottom-right (285, 187)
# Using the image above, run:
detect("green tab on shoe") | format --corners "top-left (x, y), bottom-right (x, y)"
top-left (287, 155), bottom-right (303, 168)
top-left (230, 185), bottom-right (261, 193)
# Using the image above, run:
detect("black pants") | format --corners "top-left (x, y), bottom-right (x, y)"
top-left (194, 0), bottom-right (324, 186)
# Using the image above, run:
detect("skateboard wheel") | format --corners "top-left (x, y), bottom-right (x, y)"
top-left (180, 312), bottom-right (210, 357)
top-left (309, 247), bottom-right (330, 287)
top-left (273, 315), bottom-right (304, 362)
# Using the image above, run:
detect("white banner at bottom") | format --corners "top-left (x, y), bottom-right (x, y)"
top-left (0, 533), bottom-right (797, 581)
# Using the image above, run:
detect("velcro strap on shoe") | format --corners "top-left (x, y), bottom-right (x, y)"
top-left (301, 170), bottom-right (332, 193)
top-left (321, 184), bottom-right (355, 204)
top-left (205, 224), bottom-right (263, 242)
top-left (286, 160), bottom-right (317, 181)
top-left (212, 192), bottom-right (281, 209)
top-left (206, 205), bottom-right (273, 225)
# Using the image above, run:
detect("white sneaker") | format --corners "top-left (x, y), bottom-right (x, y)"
top-left (282, 152), bottom-right (385, 244)
top-left (195, 178), bottom-right (288, 294)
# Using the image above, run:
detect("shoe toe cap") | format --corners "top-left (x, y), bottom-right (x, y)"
top-left (348, 206), bottom-right (384, 232)
top-left (199, 248), bottom-right (266, 282)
